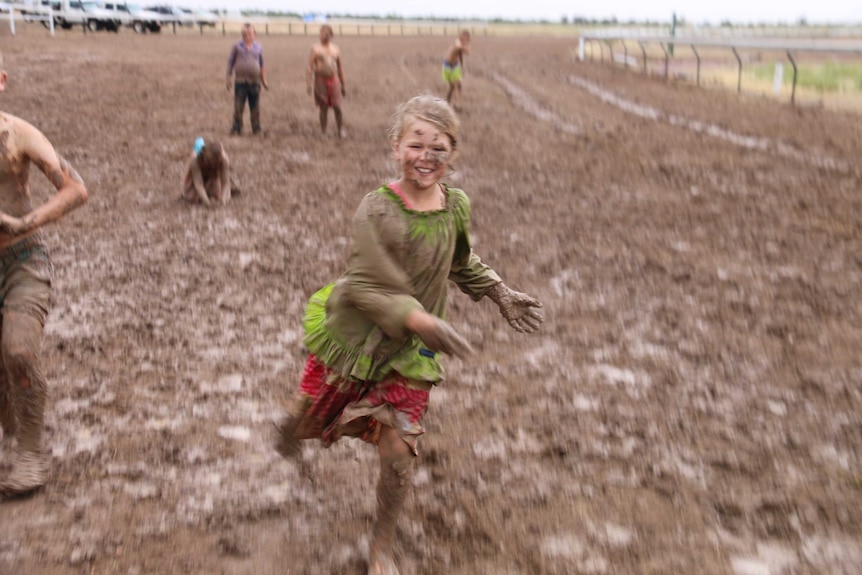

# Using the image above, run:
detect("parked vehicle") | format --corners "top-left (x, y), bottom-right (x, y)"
top-left (102, 2), bottom-right (163, 33)
top-left (75, 0), bottom-right (123, 31)
top-left (146, 4), bottom-right (192, 27)
top-left (180, 7), bottom-right (217, 28)
top-left (25, 0), bottom-right (122, 31)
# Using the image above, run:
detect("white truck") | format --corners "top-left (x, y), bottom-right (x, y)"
top-left (102, 2), bottom-right (163, 33)
top-left (21, 0), bottom-right (122, 31)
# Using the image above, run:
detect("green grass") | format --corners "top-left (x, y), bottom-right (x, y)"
top-left (752, 61), bottom-right (862, 93)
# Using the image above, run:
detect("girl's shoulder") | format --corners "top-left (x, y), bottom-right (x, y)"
top-left (443, 184), bottom-right (470, 206)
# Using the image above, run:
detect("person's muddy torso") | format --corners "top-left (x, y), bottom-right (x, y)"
top-left (312, 44), bottom-right (339, 78)
top-left (0, 115), bottom-right (39, 248)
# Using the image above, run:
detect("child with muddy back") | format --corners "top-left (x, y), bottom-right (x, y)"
top-left (180, 137), bottom-right (231, 207)
top-left (274, 95), bottom-right (544, 574)
top-left (443, 30), bottom-right (471, 110)
top-left (0, 50), bottom-right (89, 496)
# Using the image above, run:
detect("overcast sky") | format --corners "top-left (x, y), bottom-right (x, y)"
top-left (193, 1), bottom-right (860, 25)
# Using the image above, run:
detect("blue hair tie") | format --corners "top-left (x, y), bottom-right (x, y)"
top-left (194, 137), bottom-right (205, 156)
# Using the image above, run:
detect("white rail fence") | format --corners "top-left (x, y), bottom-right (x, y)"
top-left (579, 32), bottom-right (862, 105)
top-left (4, 3), bottom-right (55, 35)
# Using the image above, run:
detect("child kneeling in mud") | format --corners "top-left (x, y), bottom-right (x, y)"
top-left (274, 95), bottom-right (545, 574)
top-left (180, 137), bottom-right (232, 206)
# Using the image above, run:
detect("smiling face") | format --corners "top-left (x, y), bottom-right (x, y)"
top-left (393, 118), bottom-right (454, 193)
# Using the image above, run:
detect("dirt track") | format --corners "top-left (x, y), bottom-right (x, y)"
top-left (0, 27), bottom-right (861, 575)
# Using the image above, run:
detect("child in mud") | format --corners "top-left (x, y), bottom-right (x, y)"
top-left (0, 50), bottom-right (89, 496)
top-left (180, 137), bottom-right (231, 207)
top-left (274, 95), bottom-right (544, 574)
top-left (307, 24), bottom-right (346, 138)
top-left (443, 30), bottom-right (471, 110)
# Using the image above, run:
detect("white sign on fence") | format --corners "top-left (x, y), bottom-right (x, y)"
top-left (773, 62), bottom-right (784, 94)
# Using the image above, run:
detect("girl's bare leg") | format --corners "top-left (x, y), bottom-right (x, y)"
top-left (369, 424), bottom-right (413, 575)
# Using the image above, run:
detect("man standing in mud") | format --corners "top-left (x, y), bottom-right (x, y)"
top-left (307, 24), bottom-right (346, 138)
top-left (0, 51), bottom-right (89, 496)
top-left (227, 23), bottom-right (269, 136)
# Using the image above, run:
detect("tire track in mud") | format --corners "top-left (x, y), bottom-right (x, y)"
top-left (490, 72), bottom-right (582, 134)
top-left (568, 74), bottom-right (849, 172)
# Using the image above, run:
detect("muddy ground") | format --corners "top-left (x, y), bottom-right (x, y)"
top-left (0, 26), bottom-right (860, 575)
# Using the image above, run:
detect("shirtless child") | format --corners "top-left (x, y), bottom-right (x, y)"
top-left (0, 50), bottom-right (89, 496)
top-left (443, 30), bottom-right (471, 110)
top-left (307, 24), bottom-right (346, 138)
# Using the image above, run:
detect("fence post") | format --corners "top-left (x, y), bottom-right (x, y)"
top-left (639, 42), bottom-right (647, 74)
top-left (691, 45), bottom-right (700, 86)
top-left (732, 47), bottom-right (742, 94)
top-left (222, 21), bottom-right (225, 35)
top-left (659, 43), bottom-right (669, 80)
top-left (787, 50), bottom-right (798, 106)
top-left (8, 6), bottom-right (15, 36)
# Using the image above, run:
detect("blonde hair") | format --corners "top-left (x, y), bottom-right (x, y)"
top-left (388, 95), bottom-right (461, 157)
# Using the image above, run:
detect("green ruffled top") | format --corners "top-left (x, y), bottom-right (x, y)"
top-left (303, 184), bottom-right (501, 386)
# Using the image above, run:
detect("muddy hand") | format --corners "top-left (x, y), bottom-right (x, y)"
top-left (487, 283), bottom-right (545, 333)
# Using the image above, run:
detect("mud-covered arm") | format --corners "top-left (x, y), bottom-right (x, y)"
top-left (259, 51), bottom-right (268, 89)
top-left (187, 158), bottom-right (211, 206)
top-left (447, 189), bottom-right (502, 300)
top-left (0, 126), bottom-right (87, 236)
top-left (343, 197), bottom-right (423, 339)
top-left (306, 49), bottom-right (315, 94)
top-left (337, 54), bottom-right (345, 95)
top-left (226, 44), bottom-right (237, 89)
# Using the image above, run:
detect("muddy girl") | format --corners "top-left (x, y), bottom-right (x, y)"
top-left (274, 94), bottom-right (544, 574)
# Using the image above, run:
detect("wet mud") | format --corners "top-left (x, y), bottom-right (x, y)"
top-left (0, 30), bottom-right (860, 575)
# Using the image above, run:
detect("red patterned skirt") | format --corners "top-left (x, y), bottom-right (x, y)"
top-left (290, 355), bottom-right (431, 454)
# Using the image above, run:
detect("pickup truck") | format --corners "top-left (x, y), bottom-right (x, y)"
top-left (102, 1), bottom-right (163, 33)
top-left (146, 4), bottom-right (192, 27)
top-left (180, 7), bottom-right (218, 29)
top-left (28, 0), bottom-right (122, 31)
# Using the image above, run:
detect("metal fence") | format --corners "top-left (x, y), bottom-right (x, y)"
top-left (579, 32), bottom-right (862, 105)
